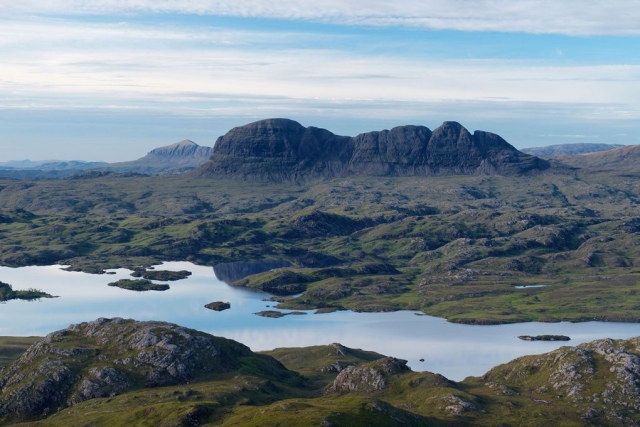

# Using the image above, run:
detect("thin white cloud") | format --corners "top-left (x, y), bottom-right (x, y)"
top-left (5, 0), bottom-right (640, 36)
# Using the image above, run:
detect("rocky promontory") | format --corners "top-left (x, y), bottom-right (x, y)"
top-left (192, 118), bottom-right (549, 182)
top-left (0, 318), bottom-right (295, 422)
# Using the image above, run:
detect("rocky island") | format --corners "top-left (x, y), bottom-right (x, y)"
top-left (204, 301), bottom-right (230, 311)
top-left (0, 282), bottom-right (53, 302)
top-left (107, 279), bottom-right (170, 292)
top-left (519, 334), bottom-right (571, 341)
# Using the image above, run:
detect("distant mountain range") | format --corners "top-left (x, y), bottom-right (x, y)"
top-left (0, 140), bottom-right (212, 179)
top-left (521, 143), bottom-right (625, 157)
top-left (3, 122), bottom-right (638, 181)
top-left (95, 140), bottom-right (212, 175)
top-left (192, 118), bottom-right (549, 182)
top-left (0, 160), bottom-right (107, 170)
top-left (551, 144), bottom-right (640, 170)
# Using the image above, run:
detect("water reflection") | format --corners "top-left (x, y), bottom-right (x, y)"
top-left (213, 259), bottom-right (291, 284)
top-left (1, 261), bottom-right (640, 381)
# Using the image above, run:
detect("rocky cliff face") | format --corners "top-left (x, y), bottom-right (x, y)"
top-left (193, 119), bottom-right (549, 182)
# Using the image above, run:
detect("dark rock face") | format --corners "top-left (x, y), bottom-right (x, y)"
top-left (213, 259), bottom-right (292, 284)
top-left (193, 119), bottom-right (549, 182)
top-left (0, 318), bottom-right (253, 419)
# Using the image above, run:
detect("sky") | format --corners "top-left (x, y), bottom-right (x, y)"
top-left (1, 1), bottom-right (639, 162)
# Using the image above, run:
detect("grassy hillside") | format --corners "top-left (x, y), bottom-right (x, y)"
top-left (1, 321), bottom-right (639, 426)
top-left (0, 168), bottom-right (639, 324)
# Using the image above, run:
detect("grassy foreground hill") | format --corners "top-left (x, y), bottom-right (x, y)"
top-left (1, 319), bottom-right (639, 426)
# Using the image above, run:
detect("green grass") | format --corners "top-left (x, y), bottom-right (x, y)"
top-left (0, 336), bottom-right (40, 368)
top-left (1, 171), bottom-right (640, 324)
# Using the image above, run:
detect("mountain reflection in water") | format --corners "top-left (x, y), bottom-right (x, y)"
top-left (213, 259), bottom-right (291, 284)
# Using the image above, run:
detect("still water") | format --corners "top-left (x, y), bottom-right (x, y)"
top-left (2, 261), bottom-right (640, 381)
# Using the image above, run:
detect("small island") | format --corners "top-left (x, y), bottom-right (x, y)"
top-left (518, 335), bottom-right (570, 341)
top-left (131, 269), bottom-right (192, 281)
top-left (107, 279), bottom-right (170, 292)
top-left (205, 301), bottom-right (231, 312)
top-left (0, 281), bottom-right (54, 302)
top-left (255, 310), bottom-right (307, 318)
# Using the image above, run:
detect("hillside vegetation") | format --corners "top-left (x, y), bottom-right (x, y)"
top-left (1, 319), bottom-right (639, 426)
top-left (1, 162), bottom-right (639, 324)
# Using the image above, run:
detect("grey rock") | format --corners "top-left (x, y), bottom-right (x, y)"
top-left (326, 357), bottom-right (410, 393)
top-left (0, 318), bottom-right (251, 419)
top-left (192, 119), bottom-right (549, 182)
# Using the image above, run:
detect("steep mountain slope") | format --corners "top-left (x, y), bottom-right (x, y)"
top-left (193, 118), bottom-right (549, 182)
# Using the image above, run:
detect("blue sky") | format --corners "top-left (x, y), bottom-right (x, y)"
top-left (1, 1), bottom-right (639, 161)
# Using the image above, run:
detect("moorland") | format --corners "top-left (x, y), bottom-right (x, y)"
top-left (2, 119), bottom-right (640, 426)
top-left (0, 119), bottom-right (639, 324)
top-left (1, 318), bottom-right (639, 426)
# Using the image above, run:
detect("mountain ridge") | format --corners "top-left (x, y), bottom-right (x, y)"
top-left (193, 118), bottom-right (549, 182)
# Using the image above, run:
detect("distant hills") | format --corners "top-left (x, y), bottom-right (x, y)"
top-left (192, 118), bottom-right (549, 182)
top-left (0, 160), bottom-right (107, 170)
top-left (552, 144), bottom-right (640, 170)
top-left (522, 143), bottom-right (625, 157)
top-left (4, 121), bottom-right (638, 181)
top-left (0, 140), bottom-right (212, 179)
top-left (96, 140), bottom-right (212, 175)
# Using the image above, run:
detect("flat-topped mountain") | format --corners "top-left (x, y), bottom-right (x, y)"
top-left (192, 119), bottom-right (549, 182)
top-left (522, 143), bottom-right (625, 157)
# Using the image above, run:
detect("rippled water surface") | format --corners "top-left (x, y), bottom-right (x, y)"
top-left (2, 261), bottom-right (640, 381)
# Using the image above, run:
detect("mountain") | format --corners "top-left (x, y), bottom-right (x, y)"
top-left (553, 144), bottom-right (640, 171)
top-left (94, 140), bottom-right (213, 175)
top-left (522, 143), bottom-right (625, 157)
top-left (0, 318), bottom-right (297, 423)
top-left (192, 118), bottom-right (549, 182)
top-left (0, 141), bottom-right (213, 179)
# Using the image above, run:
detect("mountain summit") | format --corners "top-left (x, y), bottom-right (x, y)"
top-left (145, 140), bottom-right (212, 162)
top-left (193, 119), bottom-right (549, 182)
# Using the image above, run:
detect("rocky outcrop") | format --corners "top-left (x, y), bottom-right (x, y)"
top-left (327, 357), bottom-right (410, 393)
top-left (482, 337), bottom-right (640, 423)
top-left (0, 318), bottom-right (279, 420)
top-left (193, 119), bottom-right (549, 182)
